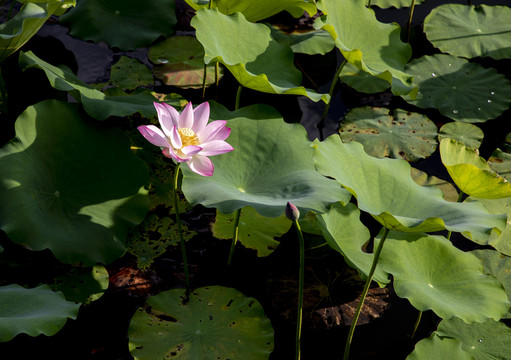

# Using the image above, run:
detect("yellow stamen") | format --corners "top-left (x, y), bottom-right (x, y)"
top-left (178, 128), bottom-right (200, 148)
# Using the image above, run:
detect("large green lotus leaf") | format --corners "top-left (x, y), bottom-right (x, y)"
top-left (184, 0), bottom-right (316, 22)
top-left (110, 56), bottom-right (154, 91)
top-left (371, 0), bottom-right (423, 9)
top-left (437, 317), bottom-right (511, 360)
top-left (51, 265), bottom-right (109, 305)
top-left (316, 0), bottom-right (414, 96)
top-left (0, 100), bottom-right (149, 265)
top-left (128, 286), bottom-right (274, 360)
top-left (406, 335), bottom-right (473, 360)
top-left (312, 135), bottom-right (506, 239)
top-left (212, 207), bottom-right (291, 257)
top-left (339, 107), bottom-right (437, 161)
top-left (402, 54), bottom-right (511, 123)
top-left (182, 103), bottom-right (350, 217)
top-left (339, 62), bottom-right (390, 94)
top-left (316, 202), bottom-right (390, 284)
top-left (424, 4), bottom-right (511, 61)
top-left (0, 284), bottom-right (80, 342)
top-left (60, 0), bottom-right (176, 50)
top-left (465, 197), bottom-right (511, 256)
top-left (410, 168), bottom-right (459, 202)
top-left (19, 51), bottom-right (157, 120)
top-left (489, 148), bottom-right (511, 182)
top-left (438, 122), bottom-right (484, 150)
top-left (472, 249), bottom-right (511, 318)
top-left (148, 36), bottom-right (221, 89)
top-left (0, 0), bottom-right (75, 61)
top-left (192, 9), bottom-right (328, 103)
top-left (269, 26), bottom-right (335, 55)
top-left (376, 232), bottom-right (509, 322)
top-left (440, 138), bottom-right (511, 199)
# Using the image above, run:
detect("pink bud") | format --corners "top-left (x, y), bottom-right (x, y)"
top-left (285, 202), bottom-right (300, 221)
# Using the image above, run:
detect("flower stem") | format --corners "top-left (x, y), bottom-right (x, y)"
top-left (294, 219), bottom-right (305, 360)
top-left (235, 84), bottom-right (243, 110)
top-left (343, 227), bottom-right (390, 360)
top-left (406, 0), bottom-right (416, 43)
top-left (318, 59), bottom-right (347, 141)
top-left (367, 0), bottom-right (372, 7)
top-left (173, 163), bottom-right (190, 290)
top-left (227, 208), bottom-right (242, 267)
top-left (201, 64), bottom-right (208, 99)
top-left (411, 310), bottom-right (422, 339)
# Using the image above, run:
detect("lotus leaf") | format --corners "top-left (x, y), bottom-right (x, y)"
top-left (212, 207), bottom-right (291, 257)
top-left (376, 232), bottom-right (509, 322)
top-left (316, 0), bottom-right (414, 95)
top-left (489, 148), bottom-right (511, 182)
top-left (110, 56), bottom-right (154, 91)
top-left (437, 317), bottom-right (511, 360)
top-left (312, 135), bottom-right (506, 239)
top-left (191, 9), bottom-right (328, 103)
top-left (403, 54), bottom-right (511, 123)
top-left (269, 26), bottom-right (335, 55)
top-left (316, 202), bottom-right (390, 284)
top-left (0, 284), bottom-right (80, 342)
top-left (339, 107), bottom-right (437, 161)
top-left (410, 168), bottom-right (458, 202)
top-left (51, 265), bottom-right (109, 305)
top-left (438, 122), bottom-right (483, 149)
top-left (60, 0), bottom-right (177, 50)
top-left (128, 286), bottom-right (274, 360)
top-left (424, 4), bottom-right (511, 60)
top-left (182, 103), bottom-right (350, 217)
top-left (339, 62), bottom-right (390, 94)
top-left (0, 100), bottom-right (149, 265)
top-left (406, 335), bottom-right (473, 360)
top-left (371, 0), bottom-right (423, 9)
top-left (440, 138), bottom-right (511, 199)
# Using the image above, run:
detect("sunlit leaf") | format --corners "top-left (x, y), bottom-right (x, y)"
top-left (0, 100), bottom-right (149, 265)
top-left (269, 26), bottom-right (335, 55)
top-left (192, 9), bottom-right (328, 103)
top-left (339, 107), bottom-right (437, 161)
top-left (438, 122), bottom-right (484, 150)
top-left (377, 232), bottom-right (509, 322)
top-left (440, 138), bottom-right (511, 199)
top-left (424, 4), bottom-right (511, 60)
top-left (312, 135), bottom-right (506, 239)
top-left (371, 0), bottom-right (423, 9)
top-left (0, 284), bottom-right (80, 342)
top-left (182, 103), bottom-right (350, 217)
top-left (406, 335), bottom-right (473, 360)
top-left (402, 54), bottom-right (511, 123)
top-left (128, 286), bottom-right (274, 360)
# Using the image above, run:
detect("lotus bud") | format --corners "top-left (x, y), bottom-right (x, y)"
top-left (285, 202), bottom-right (300, 221)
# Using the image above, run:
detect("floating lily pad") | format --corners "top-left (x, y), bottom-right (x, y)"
top-left (212, 207), bottom-right (291, 257)
top-left (437, 317), bottom-right (511, 360)
top-left (339, 107), bottom-right (437, 161)
top-left (192, 9), bottom-right (328, 103)
top-left (269, 26), bottom-right (335, 55)
top-left (0, 100), bottom-right (149, 265)
top-left (312, 135), bottom-right (506, 239)
top-left (60, 0), bottom-right (177, 50)
top-left (19, 51), bottom-right (158, 120)
top-left (182, 103), bottom-right (350, 217)
top-left (410, 167), bottom-right (459, 202)
top-left (183, 0), bottom-right (316, 22)
top-left (0, 284), bottom-right (80, 342)
top-left (424, 4), bottom-right (511, 60)
top-left (403, 54), bottom-right (511, 123)
top-left (0, 0), bottom-right (75, 61)
top-left (440, 138), bottom-right (511, 199)
top-left (316, 202), bottom-right (390, 284)
top-left (110, 56), bottom-right (153, 91)
top-left (438, 122), bottom-right (483, 149)
top-left (371, 0), bottom-right (423, 9)
top-left (472, 249), bottom-right (511, 318)
top-left (51, 265), bottom-right (109, 305)
top-left (376, 232), bottom-right (509, 322)
top-left (339, 62), bottom-right (390, 94)
top-left (316, 0), bottom-right (414, 95)
top-left (128, 286), bottom-right (274, 360)
top-left (406, 335), bottom-right (473, 360)
top-left (149, 36), bottom-right (221, 89)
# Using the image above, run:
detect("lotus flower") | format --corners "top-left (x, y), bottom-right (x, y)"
top-left (138, 102), bottom-right (233, 176)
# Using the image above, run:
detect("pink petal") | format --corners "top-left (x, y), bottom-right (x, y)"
top-left (179, 102), bottom-right (194, 129)
top-left (197, 120), bottom-right (230, 143)
top-left (169, 125), bottom-right (182, 149)
top-left (187, 155), bottom-right (214, 177)
top-left (191, 102), bottom-right (210, 133)
top-left (181, 145), bottom-right (203, 156)
top-left (154, 102), bottom-right (179, 136)
top-left (163, 148), bottom-right (188, 162)
top-left (138, 125), bottom-right (169, 148)
top-left (199, 140), bottom-right (233, 156)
